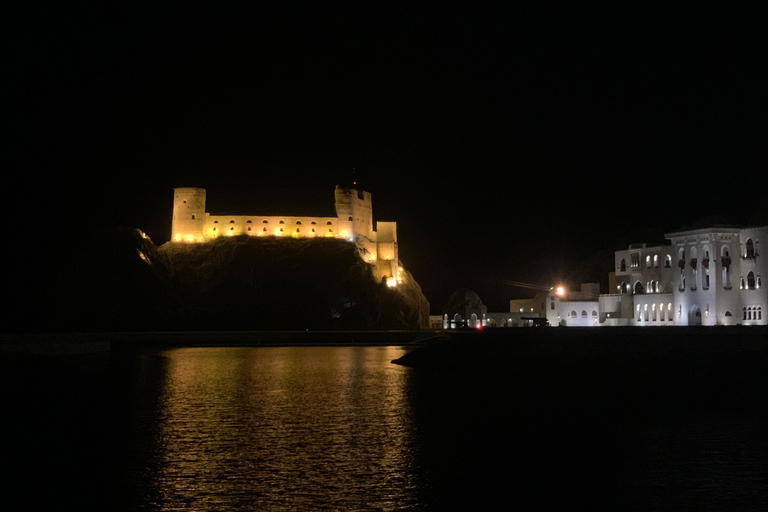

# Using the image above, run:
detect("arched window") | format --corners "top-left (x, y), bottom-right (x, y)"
top-left (592, 310), bottom-right (598, 319)
top-left (191, 214), bottom-right (196, 220)
top-left (229, 220), bottom-right (235, 224)
top-left (327, 221), bottom-right (333, 225)
top-left (747, 272), bottom-right (756, 290)
top-left (746, 238), bottom-right (755, 258)
top-left (348, 216), bottom-right (353, 221)
top-left (581, 310), bottom-right (587, 318)
top-left (620, 258), bottom-right (627, 272)
top-left (646, 255), bottom-right (652, 269)
top-left (296, 221), bottom-right (302, 225)
top-left (279, 220), bottom-right (285, 224)
top-left (571, 310), bottom-right (578, 319)
top-left (690, 247), bottom-right (698, 288)
top-left (246, 220), bottom-right (252, 224)
top-left (757, 274), bottom-right (762, 289)
top-left (654, 255), bottom-right (659, 268)
top-left (263, 227), bottom-right (267, 232)
top-left (213, 220), bottom-right (219, 224)
top-left (634, 281), bottom-right (645, 294)
top-left (665, 254), bottom-right (672, 268)
top-left (311, 221), bottom-right (317, 225)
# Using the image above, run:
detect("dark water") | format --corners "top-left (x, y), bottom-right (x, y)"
top-left (3, 344), bottom-right (768, 510)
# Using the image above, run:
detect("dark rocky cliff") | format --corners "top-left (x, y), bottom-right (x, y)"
top-left (40, 228), bottom-right (429, 332)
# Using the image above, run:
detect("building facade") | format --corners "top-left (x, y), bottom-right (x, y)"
top-left (171, 186), bottom-right (402, 286)
top-left (547, 225), bottom-right (766, 326)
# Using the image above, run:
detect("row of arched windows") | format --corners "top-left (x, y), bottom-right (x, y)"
top-left (569, 310), bottom-right (598, 319)
top-left (637, 303), bottom-right (674, 322)
top-left (210, 226), bottom-right (335, 236)
top-left (619, 254), bottom-right (673, 272)
top-left (212, 219), bottom-right (335, 226)
top-left (743, 306), bottom-right (763, 321)
top-left (675, 245), bottom-right (736, 291)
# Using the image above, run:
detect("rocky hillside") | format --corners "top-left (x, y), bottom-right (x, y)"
top-left (42, 228), bottom-right (429, 331)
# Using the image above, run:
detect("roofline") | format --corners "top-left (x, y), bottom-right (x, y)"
top-left (664, 225), bottom-right (743, 238)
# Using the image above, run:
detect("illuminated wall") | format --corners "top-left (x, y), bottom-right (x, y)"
top-left (171, 188), bottom-right (207, 242)
top-left (205, 215), bottom-right (340, 239)
top-left (666, 227), bottom-right (743, 326)
top-left (170, 186), bottom-right (402, 286)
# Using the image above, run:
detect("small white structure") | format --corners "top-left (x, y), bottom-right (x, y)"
top-left (546, 284), bottom-right (601, 327)
top-left (441, 289), bottom-right (543, 329)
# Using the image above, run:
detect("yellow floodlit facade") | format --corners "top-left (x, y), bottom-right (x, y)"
top-left (171, 186), bottom-right (401, 285)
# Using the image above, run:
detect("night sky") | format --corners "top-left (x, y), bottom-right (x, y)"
top-left (8, 3), bottom-right (768, 314)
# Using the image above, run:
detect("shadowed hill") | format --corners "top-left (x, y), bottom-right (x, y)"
top-left (40, 229), bottom-right (428, 332)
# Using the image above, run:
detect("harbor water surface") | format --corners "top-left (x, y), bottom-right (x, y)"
top-left (3, 338), bottom-right (768, 510)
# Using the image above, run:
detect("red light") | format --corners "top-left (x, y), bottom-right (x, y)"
top-left (353, 181), bottom-right (357, 185)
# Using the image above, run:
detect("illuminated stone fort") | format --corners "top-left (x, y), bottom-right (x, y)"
top-left (171, 186), bottom-right (403, 286)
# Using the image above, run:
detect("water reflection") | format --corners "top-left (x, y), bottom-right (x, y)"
top-left (133, 347), bottom-right (417, 511)
top-left (111, 344), bottom-right (768, 511)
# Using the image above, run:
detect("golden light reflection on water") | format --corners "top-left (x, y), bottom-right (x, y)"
top-left (151, 346), bottom-right (416, 511)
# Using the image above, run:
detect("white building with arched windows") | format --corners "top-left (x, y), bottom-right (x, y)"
top-left (545, 225), bottom-right (766, 327)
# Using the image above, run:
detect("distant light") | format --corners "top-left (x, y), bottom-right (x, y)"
top-left (556, 286), bottom-right (565, 297)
